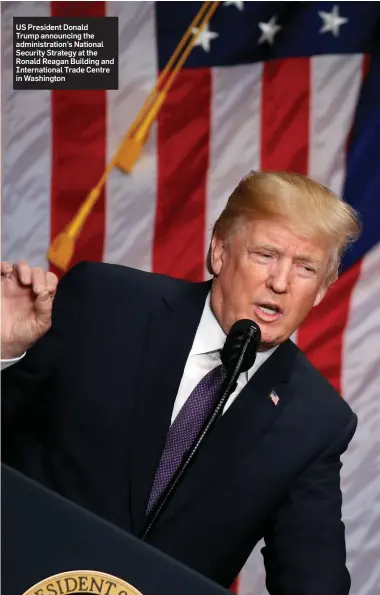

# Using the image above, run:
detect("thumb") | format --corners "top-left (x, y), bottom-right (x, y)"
top-left (35, 291), bottom-right (53, 325)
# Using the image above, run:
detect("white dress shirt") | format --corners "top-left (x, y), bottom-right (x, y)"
top-left (1, 292), bottom-right (278, 422)
top-left (171, 292), bottom-right (277, 423)
top-left (1, 352), bottom-right (26, 370)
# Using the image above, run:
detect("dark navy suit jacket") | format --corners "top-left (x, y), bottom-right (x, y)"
top-left (2, 261), bottom-right (357, 593)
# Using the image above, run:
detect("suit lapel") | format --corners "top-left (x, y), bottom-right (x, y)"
top-left (151, 338), bottom-right (298, 528)
top-left (213, 338), bottom-right (297, 438)
top-left (129, 279), bottom-right (211, 536)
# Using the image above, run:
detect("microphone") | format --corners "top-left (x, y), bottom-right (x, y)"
top-left (141, 318), bottom-right (261, 541)
top-left (221, 319), bottom-right (261, 379)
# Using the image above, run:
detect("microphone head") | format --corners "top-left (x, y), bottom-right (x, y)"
top-left (221, 319), bottom-right (261, 375)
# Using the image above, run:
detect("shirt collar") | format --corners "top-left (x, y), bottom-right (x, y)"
top-left (190, 292), bottom-right (226, 356)
top-left (190, 291), bottom-right (278, 378)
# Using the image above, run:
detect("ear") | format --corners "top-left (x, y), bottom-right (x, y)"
top-left (313, 283), bottom-right (328, 307)
top-left (210, 235), bottom-right (225, 276)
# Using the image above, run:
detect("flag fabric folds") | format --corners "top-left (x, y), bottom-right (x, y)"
top-left (2, 2), bottom-right (379, 594)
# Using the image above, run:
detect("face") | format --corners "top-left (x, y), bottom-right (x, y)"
top-left (210, 219), bottom-right (332, 350)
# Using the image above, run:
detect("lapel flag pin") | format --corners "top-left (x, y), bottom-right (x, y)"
top-left (269, 389), bottom-right (280, 406)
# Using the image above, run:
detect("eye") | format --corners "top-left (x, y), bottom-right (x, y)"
top-left (302, 265), bottom-right (316, 274)
top-left (248, 249), bottom-right (276, 263)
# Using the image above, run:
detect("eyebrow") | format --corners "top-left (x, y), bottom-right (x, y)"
top-left (247, 242), bottom-right (322, 267)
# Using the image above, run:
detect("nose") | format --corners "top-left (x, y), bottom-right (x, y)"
top-left (266, 260), bottom-right (291, 294)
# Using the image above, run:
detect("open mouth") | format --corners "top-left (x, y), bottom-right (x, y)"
top-left (254, 303), bottom-right (283, 321)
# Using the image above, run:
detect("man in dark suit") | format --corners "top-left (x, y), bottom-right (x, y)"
top-left (1, 171), bottom-right (361, 594)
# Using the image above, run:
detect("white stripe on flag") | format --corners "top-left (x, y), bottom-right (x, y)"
top-left (205, 63), bottom-right (262, 278)
top-left (238, 542), bottom-right (266, 595)
top-left (341, 243), bottom-right (380, 595)
top-left (104, 1), bottom-right (158, 272)
top-left (2, 1), bottom-right (52, 269)
top-left (308, 54), bottom-right (363, 194)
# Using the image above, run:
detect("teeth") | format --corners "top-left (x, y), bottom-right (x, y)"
top-left (259, 305), bottom-right (278, 314)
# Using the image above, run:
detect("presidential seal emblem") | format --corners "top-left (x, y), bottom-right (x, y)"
top-left (22, 570), bottom-right (143, 595)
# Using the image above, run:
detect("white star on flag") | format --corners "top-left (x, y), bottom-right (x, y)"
top-left (223, 0), bottom-right (244, 11)
top-left (192, 23), bottom-right (219, 53)
top-left (258, 15), bottom-right (281, 45)
top-left (318, 4), bottom-right (348, 37)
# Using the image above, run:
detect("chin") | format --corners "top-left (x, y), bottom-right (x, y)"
top-left (258, 330), bottom-right (286, 349)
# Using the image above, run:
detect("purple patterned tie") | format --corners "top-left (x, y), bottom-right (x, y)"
top-left (146, 363), bottom-right (227, 514)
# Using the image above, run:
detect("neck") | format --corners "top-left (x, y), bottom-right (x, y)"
top-left (209, 280), bottom-right (226, 333)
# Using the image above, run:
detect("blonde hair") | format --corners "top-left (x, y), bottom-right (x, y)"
top-left (206, 170), bottom-right (361, 285)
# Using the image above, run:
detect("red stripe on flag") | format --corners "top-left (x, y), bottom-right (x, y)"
top-left (297, 262), bottom-right (362, 394)
top-left (363, 53), bottom-right (371, 80)
top-left (153, 68), bottom-right (211, 282)
top-left (261, 58), bottom-right (310, 172)
top-left (50, 1), bottom-right (106, 277)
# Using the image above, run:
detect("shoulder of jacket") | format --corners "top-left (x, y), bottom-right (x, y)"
top-left (286, 340), bottom-right (356, 423)
top-left (60, 260), bottom-right (193, 301)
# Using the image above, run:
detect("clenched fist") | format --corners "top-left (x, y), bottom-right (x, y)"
top-left (1, 260), bottom-right (58, 359)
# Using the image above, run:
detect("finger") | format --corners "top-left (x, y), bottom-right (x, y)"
top-left (13, 260), bottom-right (32, 285)
top-left (35, 291), bottom-right (53, 324)
top-left (31, 267), bottom-right (48, 295)
top-left (1, 261), bottom-right (13, 276)
top-left (45, 271), bottom-right (58, 295)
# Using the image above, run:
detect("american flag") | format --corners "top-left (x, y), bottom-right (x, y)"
top-left (269, 390), bottom-right (279, 407)
top-left (2, 2), bottom-right (379, 594)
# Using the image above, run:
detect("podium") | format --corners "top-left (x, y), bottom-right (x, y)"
top-left (2, 464), bottom-right (230, 595)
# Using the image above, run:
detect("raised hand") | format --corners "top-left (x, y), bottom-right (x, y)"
top-left (1, 260), bottom-right (58, 359)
